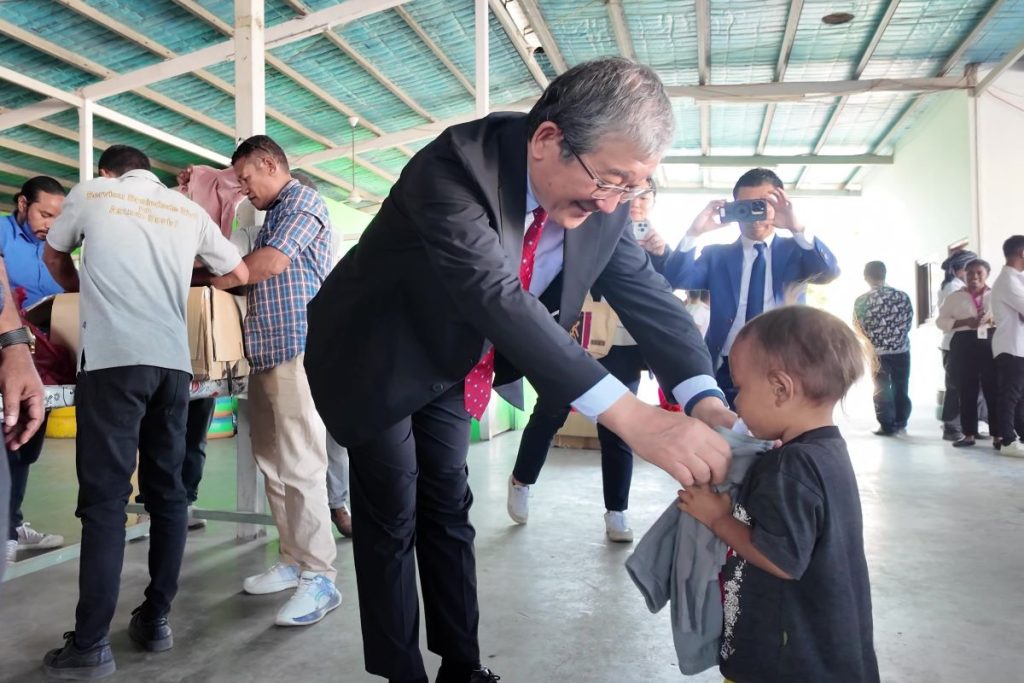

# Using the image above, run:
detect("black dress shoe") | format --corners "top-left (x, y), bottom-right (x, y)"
top-left (468, 668), bottom-right (501, 683)
top-left (873, 429), bottom-right (896, 437)
top-left (953, 437), bottom-right (976, 448)
top-left (129, 606), bottom-right (173, 652)
top-left (43, 632), bottom-right (116, 680)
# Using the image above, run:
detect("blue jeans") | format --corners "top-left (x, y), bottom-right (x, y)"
top-left (874, 351), bottom-right (912, 432)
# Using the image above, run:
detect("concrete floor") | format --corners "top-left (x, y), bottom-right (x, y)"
top-left (1, 408), bottom-right (1023, 682)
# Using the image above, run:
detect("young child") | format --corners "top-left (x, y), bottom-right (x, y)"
top-left (678, 306), bottom-right (880, 682)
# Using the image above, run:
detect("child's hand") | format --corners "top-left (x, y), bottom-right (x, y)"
top-left (677, 485), bottom-right (732, 529)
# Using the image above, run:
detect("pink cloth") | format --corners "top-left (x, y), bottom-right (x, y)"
top-left (178, 165), bottom-right (244, 238)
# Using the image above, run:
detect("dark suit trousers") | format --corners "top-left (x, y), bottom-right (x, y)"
top-left (348, 384), bottom-right (479, 681)
top-left (949, 331), bottom-right (999, 437)
top-left (512, 344), bottom-right (644, 511)
top-left (716, 357), bottom-right (738, 409)
top-left (995, 353), bottom-right (1024, 444)
top-left (74, 366), bottom-right (190, 647)
top-left (0, 437), bottom-right (8, 586)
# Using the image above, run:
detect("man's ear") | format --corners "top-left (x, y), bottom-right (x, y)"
top-left (262, 154), bottom-right (280, 177)
top-left (16, 194), bottom-right (27, 216)
top-left (528, 120), bottom-right (564, 163)
top-left (767, 369), bottom-right (795, 407)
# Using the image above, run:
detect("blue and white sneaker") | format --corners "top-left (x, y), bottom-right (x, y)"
top-left (274, 572), bottom-right (342, 626)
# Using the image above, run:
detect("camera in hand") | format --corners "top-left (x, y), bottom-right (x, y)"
top-left (632, 219), bottom-right (650, 240)
top-left (719, 199), bottom-right (767, 224)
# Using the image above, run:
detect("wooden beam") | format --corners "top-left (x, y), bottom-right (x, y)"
top-left (79, 0), bottom-right (410, 101)
top-left (661, 154), bottom-right (893, 166)
top-left (517, 0), bottom-right (567, 73)
top-left (395, 6), bottom-right (475, 97)
top-left (607, 0), bottom-right (635, 61)
top-left (171, 0), bottom-right (408, 171)
top-left (489, 0), bottom-right (549, 89)
top-left (757, 0), bottom-right (804, 154)
top-left (322, 31), bottom-right (435, 122)
top-left (0, 161), bottom-right (75, 187)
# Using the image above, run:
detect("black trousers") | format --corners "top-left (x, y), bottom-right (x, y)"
top-left (941, 349), bottom-right (961, 427)
top-left (995, 353), bottom-right (1024, 444)
top-left (136, 397), bottom-right (215, 506)
top-left (7, 413), bottom-right (49, 540)
top-left (949, 331), bottom-right (999, 437)
top-left (512, 344), bottom-right (644, 512)
top-left (716, 357), bottom-right (738, 409)
top-left (74, 366), bottom-right (189, 647)
top-left (348, 384), bottom-right (478, 681)
top-left (873, 352), bottom-right (912, 432)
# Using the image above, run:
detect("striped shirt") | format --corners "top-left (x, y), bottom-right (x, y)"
top-left (244, 179), bottom-right (331, 372)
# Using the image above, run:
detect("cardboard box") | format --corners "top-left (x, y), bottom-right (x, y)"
top-left (36, 287), bottom-right (246, 380)
top-left (557, 410), bottom-right (598, 439)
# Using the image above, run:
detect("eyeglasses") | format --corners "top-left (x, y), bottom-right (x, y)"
top-left (564, 139), bottom-right (654, 203)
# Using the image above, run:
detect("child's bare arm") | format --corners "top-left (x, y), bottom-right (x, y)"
top-left (678, 486), bottom-right (793, 580)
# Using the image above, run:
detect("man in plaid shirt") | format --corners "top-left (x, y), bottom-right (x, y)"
top-left (230, 136), bottom-right (340, 627)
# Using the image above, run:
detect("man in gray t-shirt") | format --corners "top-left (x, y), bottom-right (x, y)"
top-left (39, 145), bottom-right (247, 679)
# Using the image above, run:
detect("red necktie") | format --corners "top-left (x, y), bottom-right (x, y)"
top-left (464, 207), bottom-right (548, 419)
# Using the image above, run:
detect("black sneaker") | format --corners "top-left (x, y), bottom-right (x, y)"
top-left (942, 429), bottom-right (964, 442)
top-left (43, 632), bottom-right (116, 680)
top-left (129, 606), bottom-right (173, 652)
top-left (468, 668), bottom-right (501, 683)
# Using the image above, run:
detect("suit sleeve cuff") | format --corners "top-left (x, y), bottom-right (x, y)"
top-left (677, 234), bottom-right (699, 253)
top-left (672, 375), bottom-right (727, 414)
top-left (571, 375), bottom-right (629, 421)
top-left (792, 228), bottom-right (815, 249)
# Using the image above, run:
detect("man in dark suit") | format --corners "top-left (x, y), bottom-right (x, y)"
top-left (305, 58), bottom-right (735, 683)
top-left (650, 168), bottom-right (840, 406)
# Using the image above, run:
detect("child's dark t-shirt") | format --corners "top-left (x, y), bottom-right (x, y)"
top-left (719, 426), bottom-right (880, 683)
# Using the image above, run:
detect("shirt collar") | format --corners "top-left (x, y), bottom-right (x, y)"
top-left (120, 168), bottom-right (163, 185)
top-left (8, 213), bottom-right (38, 244)
top-left (740, 231), bottom-right (775, 251)
top-left (525, 169), bottom-right (539, 216)
top-left (268, 179), bottom-right (299, 212)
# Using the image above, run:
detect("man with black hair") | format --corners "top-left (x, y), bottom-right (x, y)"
top-left (230, 135), bottom-right (341, 627)
top-left (649, 168), bottom-right (840, 406)
top-left (40, 144), bottom-right (248, 679)
top-left (990, 235), bottom-right (1024, 457)
top-left (854, 261), bottom-right (914, 436)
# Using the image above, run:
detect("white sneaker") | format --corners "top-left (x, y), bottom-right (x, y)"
top-left (243, 561), bottom-right (301, 595)
top-left (507, 475), bottom-right (530, 525)
top-left (1001, 442), bottom-right (1024, 458)
top-left (186, 506), bottom-right (207, 530)
top-left (275, 572), bottom-right (342, 626)
top-left (604, 511), bottom-right (634, 543)
top-left (5, 539), bottom-right (16, 565)
top-left (15, 523), bottom-right (64, 551)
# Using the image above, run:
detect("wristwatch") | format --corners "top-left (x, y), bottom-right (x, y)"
top-left (0, 326), bottom-right (32, 350)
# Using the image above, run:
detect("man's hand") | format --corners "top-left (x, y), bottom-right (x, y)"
top-left (177, 164), bottom-right (195, 189)
top-left (599, 393), bottom-right (731, 486)
top-left (767, 188), bottom-right (804, 233)
top-left (638, 228), bottom-right (667, 257)
top-left (0, 344), bottom-right (45, 449)
top-left (690, 395), bottom-right (737, 431)
top-left (677, 485), bottom-right (732, 529)
top-left (687, 200), bottom-right (727, 237)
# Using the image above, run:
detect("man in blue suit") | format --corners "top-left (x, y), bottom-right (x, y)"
top-left (650, 168), bottom-right (840, 406)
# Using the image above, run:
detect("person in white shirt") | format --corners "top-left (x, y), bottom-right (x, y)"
top-left (684, 290), bottom-right (710, 337)
top-left (937, 249), bottom-right (975, 441)
top-left (937, 259), bottom-right (998, 448)
top-left (989, 236), bottom-right (1024, 457)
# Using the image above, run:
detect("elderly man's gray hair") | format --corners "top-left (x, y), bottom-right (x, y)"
top-left (526, 57), bottom-right (675, 161)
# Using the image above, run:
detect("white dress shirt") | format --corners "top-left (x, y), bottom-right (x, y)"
top-left (991, 266), bottom-right (1024, 357)
top-left (678, 228), bottom-right (816, 357)
top-left (518, 183), bottom-right (720, 418)
top-left (938, 278), bottom-right (966, 350)
top-left (937, 289), bottom-right (993, 333)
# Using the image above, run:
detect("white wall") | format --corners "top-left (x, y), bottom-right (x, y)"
top-left (976, 68), bottom-right (1024, 264)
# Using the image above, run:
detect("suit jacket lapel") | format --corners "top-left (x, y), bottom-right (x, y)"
top-left (770, 238), bottom-right (798, 302)
top-left (497, 119), bottom-right (528, 272)
top-left (560, 216), bottom-right (604, 327)
top-left (726, 239), bottom-right (744, 309)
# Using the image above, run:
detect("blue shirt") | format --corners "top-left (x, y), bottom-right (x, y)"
top-left (0, 213), bottom-right (63, 307)
top-left (244, 180), bottom-right (332, 372)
